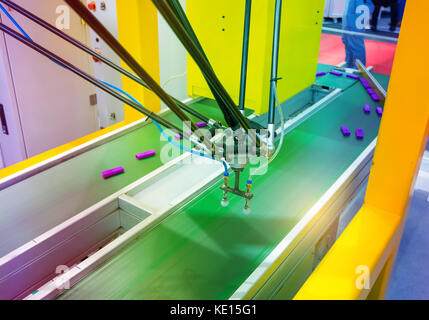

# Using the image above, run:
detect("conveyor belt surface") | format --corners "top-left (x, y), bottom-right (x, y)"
top-left (316, 64), bottom-right (359, 90)
top-left (0, 103), bottom-right (224, 257)
top-left (57, 73), bottom-right (389, 299)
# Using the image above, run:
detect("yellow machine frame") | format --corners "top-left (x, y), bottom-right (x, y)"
top-left (295, 0), bottom-right (429, 300)
top-left (116, 0), bottom-right (161, 116)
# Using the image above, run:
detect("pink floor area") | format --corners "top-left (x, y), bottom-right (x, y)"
top-left (318, 33), bottom-right (397, 75)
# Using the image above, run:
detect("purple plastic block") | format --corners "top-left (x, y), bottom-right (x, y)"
top-left (196, 122), bottom-right (208, 128)
top-left (316, 72), bottom-right (327, 77)
top-left (376, 107), bottom-right (383, 116)
top-left (102, 166), bottom-right (124, 179)
top-left (341, 126), bottom-right (351, 137)
top-left (360, 78), bottom-right (371, 88)
top-left (367, 88), bottom-right (375, 95)
top-left (363, 104), bottom-right (371, 114)
top-left (329, 71), bottom-right (343, 76)
top-left (356, 129), bottom-right (364, 140)
top-left (176, 131), bottom-right (192, 139)
top-left (136, 149), bottom-right (156, 160)
top-left (346, 74), bottom-right (360, 80)
top-left (371, 93), bottom-right (380, 102)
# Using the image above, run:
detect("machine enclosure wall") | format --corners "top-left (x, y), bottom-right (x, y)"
top-left (0, 0), bottom-right (99, 165)
top-left (187, 0), bottom-right (325, 115)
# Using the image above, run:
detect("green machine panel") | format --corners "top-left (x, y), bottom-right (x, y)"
top-left (187, 0), bottom-right (325, 114)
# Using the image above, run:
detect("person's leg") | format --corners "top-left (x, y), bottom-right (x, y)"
top-left (346, 45), bottom-right (355, 68)
top-left (397, 0), bottom-right (406, 26)
top-left (349, 36), bottom-right (366, 67)
top-left (343, 35), bottom-right (355, 68)
top-left (357, 38), bottom-right (366, 66)
top-left (390, 1), bottom-right (399, 30)
top-left (372, 5), bottom-right (381, 30)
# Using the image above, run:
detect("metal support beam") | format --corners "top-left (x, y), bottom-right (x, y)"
top-left (151, 0), bottom-right (261, 148)
top-left (0, 0), bottom-right (216, 127)
top-left (267, 0), bottom-right (282, 151)
top-left (63, 0), bottom-right (212, 150)
top-left (238, 0), bottom-right (252, 115)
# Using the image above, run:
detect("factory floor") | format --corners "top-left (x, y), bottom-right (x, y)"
top-left (318, 33), bottom-right (396, 75)
top-left (386, 140), bottom-right (429, 299)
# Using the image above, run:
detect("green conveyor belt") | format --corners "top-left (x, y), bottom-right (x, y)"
top-left (58, 72), bottom-right (389, 300)
top-left (316, 63), bottom-right (358, 90)
top-left (0, 101), bottom-right (225, 257)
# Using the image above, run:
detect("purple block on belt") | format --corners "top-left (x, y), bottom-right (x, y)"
top-left (356, 129), bottom-right (364, 140)
top-left (136, 149), bottom-right (156, 160)
top-left (196, 122), bottom-right (208, 128)
top-left (363, 104), bottom-right (371, 114)
top-left (341, 126), bottom-right (351, 137)
top-left (376, 107), bottom-right (383, 116)
top-left (329, 71), bottom-right (343, 76)
top-left (360, 78), bottom-right (371, 88)
top-left (102, 166), bottom-right (124, 179)
top-left (346, 74), bottom-right (360, 80)
top-left (316, 72), bottom-right (327, 76)
top-left (371, 94), bottom-right (380, 102)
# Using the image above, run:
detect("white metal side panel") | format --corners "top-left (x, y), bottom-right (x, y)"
top-left (158, 0), bottom-right (188, 111)
top-left (0, 0), bottom-right (99, 158)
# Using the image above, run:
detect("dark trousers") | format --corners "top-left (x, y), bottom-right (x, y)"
top-left (371, 1), bottom-right (399, 28)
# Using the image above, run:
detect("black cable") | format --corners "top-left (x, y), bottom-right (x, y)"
top-left (64, 0), bottom-right (214, 150)
top-left (0, 0), bottom-right (215, 126)
top-left (2, 0), bottom-right (218, 127)
top-left (165, 0), bottom-right (238, 128)
top-left (152, 0), bottom-right (258, 143)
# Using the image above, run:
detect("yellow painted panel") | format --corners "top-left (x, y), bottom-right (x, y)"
top-left (116, 0), bottom-right (161, 115)
top-left (295, 0), bottom-right (429, 300)
top-left (187, 0), bottom-right (324, 115)
top-left (364, 4), bottom-right (429, 217)
top-left (294, 205), bottom-right (401, 300)
top-left (0, 117), bottom-right (140, 179)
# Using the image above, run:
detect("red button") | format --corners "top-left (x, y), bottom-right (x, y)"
top-left (88, 1), bottom-right (96, 11)
top-left (93, 49), bottom-right (102, 63)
